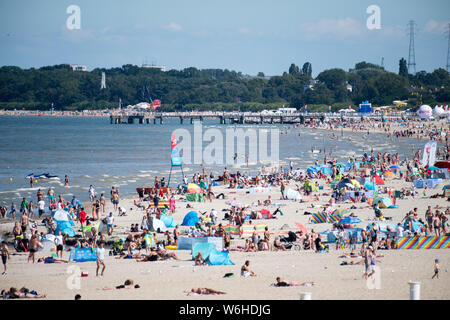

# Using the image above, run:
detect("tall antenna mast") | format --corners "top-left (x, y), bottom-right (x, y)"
top-left (446, 23), bottom-right (450, 73)
top-left (381, 57), bottom-right (384, 69)
top-left (407, 20), bottom-right (417, 74)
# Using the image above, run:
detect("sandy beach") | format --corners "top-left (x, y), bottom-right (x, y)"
top-left (1, 166), bottom-right (449, 300)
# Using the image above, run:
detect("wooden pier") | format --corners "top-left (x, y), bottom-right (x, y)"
top-left (110, 111), bottom-right (413, 125)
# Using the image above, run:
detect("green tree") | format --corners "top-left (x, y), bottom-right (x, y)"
top-left (302, 62), bottom-right (312, 78)
top-left (399, 58), bottom-right (408, 77)
top-left (288, 63), bottom-right (300, 75)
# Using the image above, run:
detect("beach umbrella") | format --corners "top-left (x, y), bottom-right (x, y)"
top-left (230, 199), bottom-right (242, 207)
top-left (295, 222), bottom-right (308, 235)
top-left (372, 176), bottom-right (385, 185)
top-left (442, 185), bottom-right (450, 190)
top-left (350, 179), bottom-right (361, 188)
top-left (145, 233), bottom-right (155, 248)
top-left (384, 171), bottom-right (396, 178)
top-left (186, 183), bottom-right (201, 193)
top-left (427, 166), bottom-right (439, 171)
top-left (332, 208), bottom-right (350, 216)
top-left (306, 166), bottom-right (317, 174)
top-left (390, 165), bottom-right (400, 169)
top-left (338, 217), bottom-right (362, 225)
top-left (434, 161), bottom-right (450, 169)
top-left (53, 209), bottom-right (70, 221)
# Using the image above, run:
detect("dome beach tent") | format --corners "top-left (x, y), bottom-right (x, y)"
top-left (160, 214), bottom-right (177, 228)
top-left (372, 197), bottom-right (394, 209)
top-left (182, 211), bottom-right (200, 226)
top-left (149, 216), bottom-right (167, 233)
top-left (192, 243), bottom-right (234, 266)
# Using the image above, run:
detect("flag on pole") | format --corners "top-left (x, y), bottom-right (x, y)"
top-left (171, 133), bottom-right (178, 155)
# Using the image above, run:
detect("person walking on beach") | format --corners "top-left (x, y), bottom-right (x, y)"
top-left (1, 241), bottom-right (10, 275)
top-left (54, 231), bottom-right (64, 259)
top-left (112, 191), bottom-right (119, 212)
top-left (96, 242), bottom-right (106, 276)
top-left (28, 235), bottom-right (43, 264)
top-left (38, 198), bottom-right (45, 218)
top-left (99, 193), bottom-right (106, 214)
top-left (106, 212), bottom-right (114, 236)
top-left (432, 259), bottom-right (440, 279)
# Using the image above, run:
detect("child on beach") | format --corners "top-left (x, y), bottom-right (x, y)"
top-left (432, 259), bottom-right (440, 279)
top-left (1, 241), bottom-right (10, 275)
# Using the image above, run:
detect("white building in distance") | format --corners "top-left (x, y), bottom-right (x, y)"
top-left (70, 64), bottom-right (87, 71)
top-left (142, 64), bottom-right (166, 72)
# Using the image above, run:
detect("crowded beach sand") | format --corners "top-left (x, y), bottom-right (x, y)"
top-left (0, 120), bottom-right (449, 300)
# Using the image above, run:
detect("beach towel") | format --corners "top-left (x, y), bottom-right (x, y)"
top-left (395, 236), bottom-right (450, 249)
top-left (69, 248), bottom-right (98, 262)
top-left (147, 201), bottom-right (170, 209)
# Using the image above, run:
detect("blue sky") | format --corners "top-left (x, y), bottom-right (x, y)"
top-left (0, 0), bottom-right (449, 76)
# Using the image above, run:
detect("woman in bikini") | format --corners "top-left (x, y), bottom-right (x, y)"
top-left (184, 288), bottom-right (225, 295)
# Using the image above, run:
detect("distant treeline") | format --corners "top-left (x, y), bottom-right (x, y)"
top-left (0, 60), bottom-right (449, 111)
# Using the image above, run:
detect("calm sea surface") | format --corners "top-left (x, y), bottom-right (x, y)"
top-left (0, 116), bottom-right (427, 205)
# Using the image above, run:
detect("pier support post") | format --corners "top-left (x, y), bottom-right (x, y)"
top-left (159, 117), bottom-right (163, 124)
top-left (180, 117), bottom-right (184, 124)
top-left (139, 118), bottom-right (143, 124)
top-left (190, 118), bottom-right (194, 124)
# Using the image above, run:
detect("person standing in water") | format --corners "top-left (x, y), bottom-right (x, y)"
top-left (64, 175), bottom-right (69, 187)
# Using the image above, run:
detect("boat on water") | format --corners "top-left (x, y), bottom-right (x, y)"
top-left (25, 173), bottom-right (59, 179)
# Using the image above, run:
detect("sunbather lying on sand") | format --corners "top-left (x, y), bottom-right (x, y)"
top-left (184, 288), bottom-right (226, 295)
top-left (1, 287), bottom-right (47, 299)
top-left (102, 279), bottom-right (140, 290)
top-left (273, 277), bottom-right (315, 287)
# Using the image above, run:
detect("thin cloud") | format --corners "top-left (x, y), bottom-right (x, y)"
top-left (424, 20), bottom-right (450, 34)
top-left (163, 22), bottom-right (183, 32)
top-left (300, 18), bottom-right (364, 39)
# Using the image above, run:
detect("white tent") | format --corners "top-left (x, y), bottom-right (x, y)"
top-left (149, 217), bottom-right (167, 233)
top-left (339, 108), bottom-right (356, 113)
top-left (285, 188), bottom-right (302, 201)
top-left (38, 240), bottom-right (56, 252)
top-left (417, 105), bottom-right (432, 119)
top-left (433, 105), bottom-right (447, 118)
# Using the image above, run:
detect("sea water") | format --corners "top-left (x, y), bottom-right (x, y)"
top-left (0, 116), bottom-right (426, 205)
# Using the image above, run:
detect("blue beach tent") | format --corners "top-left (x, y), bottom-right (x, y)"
top-left (181, 211), bottom-right (200, 226)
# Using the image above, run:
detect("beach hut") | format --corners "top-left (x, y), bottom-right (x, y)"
top-left (182, 211), bottom-right (200, 226)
